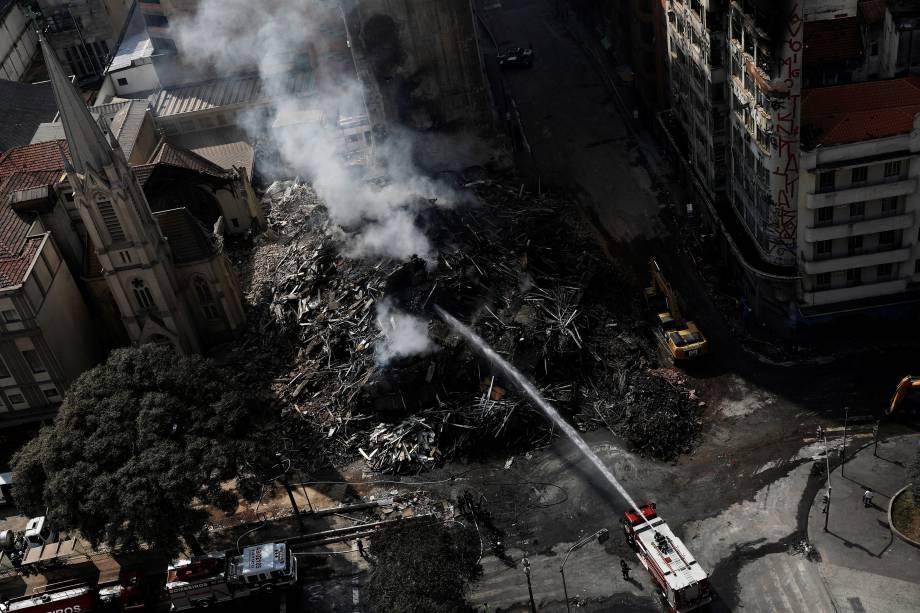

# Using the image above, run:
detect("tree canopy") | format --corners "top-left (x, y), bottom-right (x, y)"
top-left (11, 344), bottom-right (272, 555)
top-left (369, 520), bottom-right (480, 613)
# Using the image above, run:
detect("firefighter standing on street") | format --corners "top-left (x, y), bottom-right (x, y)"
top-left (863, 490), bottom-right (874, 508)
top-left (620, 559), bottom-right (630, 581)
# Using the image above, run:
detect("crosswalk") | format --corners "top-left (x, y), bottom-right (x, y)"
top-left (738, 554), bottom-right (837, 612)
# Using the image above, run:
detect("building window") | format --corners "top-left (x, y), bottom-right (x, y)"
top-left (7, 393), bottom-right (25, 405)
top-left (849, 202), bottom-right (865, 218)
top-left (0, 359), bottom-right (9, 379)
top-left (851, 166), bottom-right (867, 183)
top-left (819, 171), bottom-right (835, 192)
top-left (117, 77), bottom-right (128, 86)
top-left (816, 240), bottom-right (832, 257)
top-left (877, 263), bottom-right (894, 279)
top-left (879, 230), bottom-right (896, 245)
top-left (882, 197), bottom-right (898, 213)
top-left (846, 268), bottom-right (862, 285)
top-left (132, 278), bottom-right (154, 310)
top-left (2, 309), bottom-right (19, 322)
top-left (97, 201), bottom-right (126, 242)
top-left (21, 350), bottom-right (46, 374)
top-left (143, 13), bottom-right (169, 28)
top-left (848, 235), bottom-right (863, 255)
top-left (120, 251), bottom-right (132, 264)
top-left (884, 161), bottom-right (902, 177)
top-left (194, 277), bottom-right (221, 320)
top-left (816, 207), bottom-right (834, 226)
top-left (43, 387), bottom-right (59, 399)
top-left (815, 272), bottom-right (831, 287)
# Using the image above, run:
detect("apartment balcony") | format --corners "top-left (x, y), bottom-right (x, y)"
top-left (806, 178), bottom-right (917, 209)
top-left (804, 211), bottom-right (914, 242)
top-left (802, 247), bottom-right (910, 275)
top-left (803, 278), bottom-right (908, 307)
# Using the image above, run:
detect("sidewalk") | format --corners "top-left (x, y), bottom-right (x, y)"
top-left (807, 434), bottom-right (920, 611)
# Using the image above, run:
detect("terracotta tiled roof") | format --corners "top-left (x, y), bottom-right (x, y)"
top-left (802, 77), bottom-right (920, 146)
top-left (0, 140), bottom-right (70, 183)
top-left (804, 18), bottom-right (864, 66)
top-left (0, 142), bottom-right (71, 287)
top-left (860, 0), bottom-right (888, 25)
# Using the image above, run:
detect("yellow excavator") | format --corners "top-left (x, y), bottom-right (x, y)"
top-left (645, 258), bottom-right (709, 360)
top-left (888, 375), bottom-right (920, 415)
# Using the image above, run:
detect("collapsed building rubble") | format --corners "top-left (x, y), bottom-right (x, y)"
top-left (233, 176), bottom-right (703, 470)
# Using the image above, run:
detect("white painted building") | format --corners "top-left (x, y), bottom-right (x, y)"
top-left (797, 77), bottom-right (920, 313)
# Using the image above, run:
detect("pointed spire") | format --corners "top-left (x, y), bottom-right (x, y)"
top-left (40, 37), bottom-right (112, 174)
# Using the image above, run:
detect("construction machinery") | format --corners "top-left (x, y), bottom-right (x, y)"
top-left (645, 258), bottom-right (708, 360)
top-left (622, 503), bottom-right (712, 613)
top-left (888, 375), bottom-right (920, 415)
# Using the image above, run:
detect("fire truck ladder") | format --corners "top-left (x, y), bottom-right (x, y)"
top-left (657, 533), bottom-right (695, 585)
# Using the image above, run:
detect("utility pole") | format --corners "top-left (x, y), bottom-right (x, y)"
top-left (873, 420), bottom-right (880, 457)
top-left (275, 452), bottom-right (305, 533)
top-left (818, 426), bottom-right (831, 532)
top-left (522, 556), bottom-right (537, 613)
top-left (841, 406), bottom-right (849, 477)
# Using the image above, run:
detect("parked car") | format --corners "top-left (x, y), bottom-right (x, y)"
top-left (498, 45), bottom-right (534, 69)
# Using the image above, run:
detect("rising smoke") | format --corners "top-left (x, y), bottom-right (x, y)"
top-left (374, 299), bottom-right (434, 364)
top-left (173, 0), bottom-right (466, 263)
top-left (173, 0), bottom-right (456, 355)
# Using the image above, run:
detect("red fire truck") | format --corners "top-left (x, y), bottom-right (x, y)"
top-left (622, 503), bottom-right (712, 613)
top-left (0, 584), bottom-right (93, 613)
top-left (164, 542), bottom-right (297, 610)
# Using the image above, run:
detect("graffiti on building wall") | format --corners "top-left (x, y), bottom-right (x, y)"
top-left (767, 2), bottom-right (803, 265)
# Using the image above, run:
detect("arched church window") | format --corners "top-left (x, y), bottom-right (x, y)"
top-left (132, 278), bottom-right (154, 310)
top-left (193, 277), bottom-right (221, 320)
top-left (97, 200), bottom-right (125, 242)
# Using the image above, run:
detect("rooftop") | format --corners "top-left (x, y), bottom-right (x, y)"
top-left (31, 99), bottom-right (151, 160)
top-left (148, 70), bottom-right (314, 117)
top-left (803, 17), bottom-right (863, 66)
top-left (0, 81), bottom-right (59, 153)
top-left (802, 77), bottom-right (920, 146)
top-left (0, 141), bottom-right (69, 289)
top-left (168, 127), bottom-right (254, 175)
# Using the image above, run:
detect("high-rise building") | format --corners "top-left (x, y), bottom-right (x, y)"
top-left (662, 0), bottom-right (920, 333)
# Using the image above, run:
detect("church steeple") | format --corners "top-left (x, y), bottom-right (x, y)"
top-left (40, 36), bottom-right (113, 173)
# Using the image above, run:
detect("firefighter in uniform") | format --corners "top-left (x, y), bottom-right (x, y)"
top-left (620, 559), bottom-right (630, 581)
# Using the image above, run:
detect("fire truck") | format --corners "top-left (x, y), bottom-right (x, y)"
top-left (622, 503), bottom-right (712, 613)
top-left (0, 584), bottom-right (93, 613)
top-left (164, 542), bottom-right (297, 610)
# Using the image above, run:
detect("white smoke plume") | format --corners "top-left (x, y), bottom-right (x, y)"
top-left (374, 300), bottom-right (433, 364)
top-left (172, 0), bottom-right (468, 262)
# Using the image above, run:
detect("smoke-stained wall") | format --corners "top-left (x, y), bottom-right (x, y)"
top-left (342, 0), bottom-right (491, 133)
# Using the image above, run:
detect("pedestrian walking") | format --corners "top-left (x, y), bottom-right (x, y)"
top-left (620, 559), bottom-right (630, 581)
top-left (863, 490), bottom-right (873, 508)
top-left (821, 491), bottom-right (829, 514)
top-left (357, 538), bottom-right (367, 560)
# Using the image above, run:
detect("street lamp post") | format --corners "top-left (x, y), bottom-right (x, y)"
top-left (841, 406), bottom-right (849, 477)
top-left (560, 528), bottom-right (610, 613)
top-left (522, 556), bottom-right (537, 613)
top-left (817, 426), bottom-right (831, 532)
top-left (873, 420), bottom-right (880, 457)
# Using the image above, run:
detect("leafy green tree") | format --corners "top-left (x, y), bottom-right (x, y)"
top-left (11, 344), bottom-right (273, 556)
top-left (368, 520), bottom-right (480, 613)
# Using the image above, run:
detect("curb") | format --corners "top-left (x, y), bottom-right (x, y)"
top-left (888, 484), bottom-right (920, 549)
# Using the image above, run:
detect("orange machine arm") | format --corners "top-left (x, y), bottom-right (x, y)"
top-left (888, 375), bottom-right (920, 415)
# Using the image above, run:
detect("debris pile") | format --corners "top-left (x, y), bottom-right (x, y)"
top-left (235, 176), bottom-right (702, 470)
